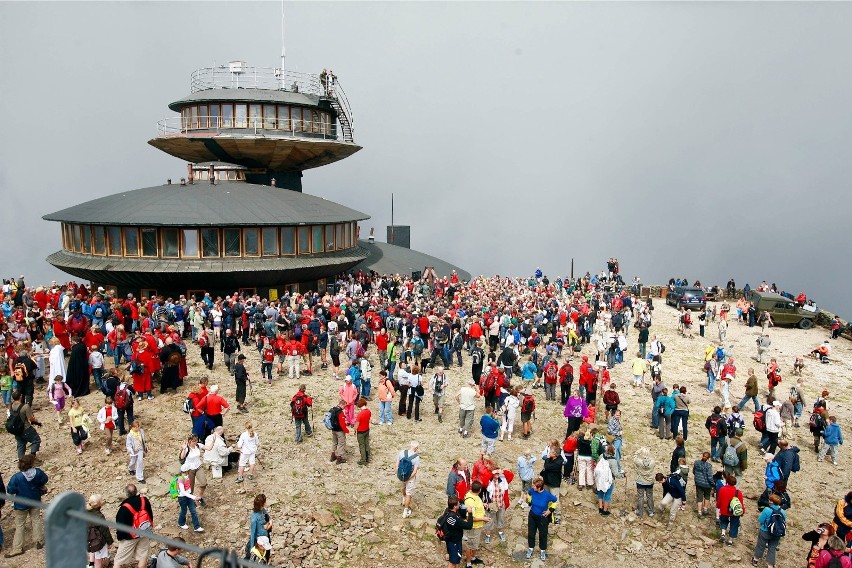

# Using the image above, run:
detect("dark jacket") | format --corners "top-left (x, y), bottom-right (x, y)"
top-left (670, 445), bottom-right (685, 474)
top-left (773, 447), bottom-right (800, 481)
top-left (442, 509), bottom-right (473, 544)
top-left (541, 455), bottom-right (564, 488)
top-left (115, 495), bottom-right (154, 540)
top-left (757, 488), bottom-right (791, 511)
top-left (234, 363), bottom-right (248, 383)
top-left (88, 509), bottom-right (115, 547)
top-left (7, 468), bottom-right (48, 510)
top-left (692, 459), bottom-right (714, 488)
top-left (662, 475), bottom-right (686, 500)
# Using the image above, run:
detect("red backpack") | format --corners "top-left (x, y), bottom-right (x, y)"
top-left (122, 496), bottom-right (152, 538)
top-left (522, 395), bottom-right (535, 414)
top-left (114, 388), bottom-right (130, 411)
top-left (483, 373), bottom-right (497, 394)
top-left (753, 410), bottom-right (766, 432)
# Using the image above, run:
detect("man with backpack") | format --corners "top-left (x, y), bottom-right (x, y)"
top-left (114, 483), bottom-right (154, 568)
top-left (397, 440), bottom-right (421, 518)
top-left (470, 340), bottom-right (485, 384)
top-left (520, 388), bottom-right (536, 439)
top-left (558, 360), bottom-right (574, 404)
top-left (773, 440), bottom-right (801, 483)
top-left (722, 429), bottom-right (748, 480)
top-left (5, 455), bottom-right (48, 558)
top-left (291, 384), bottom-right (313, 443)
top-left (7, 390), bottom-right (41, 459)
top-left (752, 493), bottom-right (787, 568)
top-left (437, 496), bottom-right (474, 568)
top-left (328, 400), bottom-right (349, 465)
top-left (431, 367), bottom-right (448, 423)
top-left (706, 406), bottom-right (728, 462)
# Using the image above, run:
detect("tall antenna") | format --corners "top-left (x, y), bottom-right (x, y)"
top-left (390, 193), bottom-right (395, 244)
top-left (280, 0), bottom-right (286, 88)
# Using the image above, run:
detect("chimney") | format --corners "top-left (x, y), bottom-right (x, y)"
top-left (187, 163), bottom-right (194, 185)
top-left (270, 177), bottom-right (276, 187)
top-left (167, 179), bottom-right (172, 185)
top-left (368, 227), bottom-right (375, 243)
top-left (209, 164), bottom-right (215, 184)
top-left (180, 178), bottom-right (186, 186)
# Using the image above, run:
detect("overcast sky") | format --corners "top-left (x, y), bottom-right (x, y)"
top-left (1, 2), bottom-right (850, 318)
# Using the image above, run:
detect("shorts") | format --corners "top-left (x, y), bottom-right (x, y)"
top-left (446, 541), bottom-right (463, 565)
top-left (89, 544), bottom-right (110, 561)
top-left (465, 527), bottom-right (482, 550)
top-left (239, 452), bottom-right (256, 467)
top-left (433, 394), bottom-right (445, 408)
top-left (278, 354), bottom-right (286, 364)
top-left (404, 477), bottom-right (417, 495)
top-left (521, 412), bottom-right (532, 422)
top-left (485, 508), bottom-right (505, 531)
top-left (695, 486), bottom-right (712, 501)
top-left (481, 437), bottom-right (497, 455)
top-left (115, 538), bottom-right (150, 566)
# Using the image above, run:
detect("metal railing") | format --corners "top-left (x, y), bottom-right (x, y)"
top-left (190, 65), bottom-right (323, 96)
top-left (155, 115), bottom-right (345, 141)
top-left (3, 490), bottom-right (269, 567)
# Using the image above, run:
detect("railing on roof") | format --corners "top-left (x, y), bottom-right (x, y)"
top-left (187, 64), bottom-right (355, 141)
top-left (5, 490), bottom-right (269, 567)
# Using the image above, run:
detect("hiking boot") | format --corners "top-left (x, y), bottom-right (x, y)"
top-left (330, 453), bottom-right (337, 462)
top-left (540, 550), bottom-right (547, 561)
top-left (336, 457), bottom-right (345, 464)
top-left (235, 476), bottom-right (244, 483)
top-left (438, 415), bottom-right (443, 423)
top-left (484, 534), bottom-right (491, 545)
top-left (525, 548), bottom-right (533, 560)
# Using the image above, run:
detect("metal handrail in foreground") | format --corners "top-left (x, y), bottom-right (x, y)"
top-left (2, 490), bottom-right (269, 568)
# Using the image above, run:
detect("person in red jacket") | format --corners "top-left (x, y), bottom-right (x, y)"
top-left (603, 383), bottom-right (620, 417)
top-left (716, 474), bottom-right (745, 546)
top-left (578, 356), bottom-right (595, 400)
top-left (543, 360), bottom-right (559, 402)
top-left (131, 341), bottom-right (156, 400)
top-left (84, 325), bottom-right (105, 351)
top-left (472, 452), bottom-right (495, 495)
top-left (558, 361), bottom-right (574, 405)
top-left (330, 400), bottom-right (349, 465)
top-left (52, 317), bottom-right (71, 350)
top-left (447, 459), bottom-right (471, 500)
top-left (375, 329), bottom-right (389, 370)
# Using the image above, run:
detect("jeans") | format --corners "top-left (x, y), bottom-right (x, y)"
top-left (639, 342), bottom-right (647, 358)
top-left (117, 406), bottom-right (135, 435)
top-left (597, 485), bottom-right (614, 503)
top-left (753, 529), bottom-right (780, 565)
top-left (707, 371), bottom-right (716, 392)
top-left (406, 391), bottom-right (421, 420)
top-left (739, 395), bottom-right (758, 412)
top-left (379, 401), bottom-right (392, 424)
top-left (710, 437), bottom-right (724, 460)
top-left (261, 362), bottom-right (272, 382)
top-left (527, 512), bottom-right (549, 551)
top-left (16, 427), bottom-right (41, 459)
top-left (818, 443), bottom-right (839, 463)
top-left (719, 514), bottom-right (740, 538)
top-left (762, 431), bottom-right (779, 454)
top-left (361, 380), bottom-right (372, 399)
top-left (636, 484), bottom-right (654, 517)
top-left (544, 383), bottom-right (556, 401)
top-left (178, 496), bottom-right (200, 529)
top-left (114, 346), bottom-right (129, 367)
top-left (560, 382), bottom-right (571, 405)
top-left (387, 360), bottom-right (397, 378)
top-left (295, 417), bottom-right (312, 442)
top-left (651, 402), bottom-right (661, 429)
top-left (612, 437), bottom-right (623, 474)
top-left (671, 410), bottom-right (689, 440)
top-left (93, 368), bottom-right (104, 392)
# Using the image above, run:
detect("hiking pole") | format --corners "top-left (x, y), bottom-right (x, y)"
top-left (311, 405), bottom-right (315, 433)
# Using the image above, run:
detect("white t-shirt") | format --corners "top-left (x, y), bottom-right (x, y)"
top-left (237, 432), bottom-right (259, 455)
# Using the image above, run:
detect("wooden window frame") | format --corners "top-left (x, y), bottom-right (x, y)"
top-left (261, 227), bottom-right (278, 256)
top-left (278, 105), bottom-right (290, 131)
top-left (297, 226), bottom-right (310, 255)
top-left (263, 104), bottom-right (276, 130)
top-left (92, 226), bottom-right (107, 256)
top-left (280, 226), bottom-right (296, 256)
top-left (198, 104), bottom-right (208, 129)
top-left (181, 228), bottom-right (200, 258)
top-left (336, 223), bottom-right (344, 250)
top-left (243, 228), bottom-right (260, 257)
top-left (160, 228), bottom-right (180, 258)
top-left (221, 103), bottom-right (234, 128)
top-left (80, 224), bottom-right (91, 254)
top-left (223, 228), bottom-right (241, 257)
top-left (209, 103), bottom-right (220, 128)
top-left (140, 228), bottom-right (158, 258)
top-left (107, 227), bottom-right (122, 257)
top-left (201, 228), bottom-right (220, 258)
top-left (311, 226), bottom-right (323, 254)
top-left (325, 224), bottom-right (335, 252)
top-left (123, 227), bottom-right (140, 257)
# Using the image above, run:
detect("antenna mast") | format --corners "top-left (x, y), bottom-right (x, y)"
top-left (391, 193), bottom-right (395, 244)
top-left (280, 0), bottom-right (286, 89)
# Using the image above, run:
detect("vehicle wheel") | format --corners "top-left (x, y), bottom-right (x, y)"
top-left (798, 318), bottom-right (814, 330)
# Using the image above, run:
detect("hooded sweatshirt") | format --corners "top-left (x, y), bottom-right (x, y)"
top-left (633, 448), bottom-right (656, 487)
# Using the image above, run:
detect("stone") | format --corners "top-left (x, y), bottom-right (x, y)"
top-left (512, 549), bottom-right (531, 562)
top-left (698, 563), bottom-right (713, 568)
top-left (313, 510), bottom-right (336, 527)
top-left (685, 548), bottom-right (698, 556)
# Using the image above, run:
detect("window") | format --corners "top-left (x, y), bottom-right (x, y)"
top-left (198, 104), bottom-right (208, 129)
top-left (190, 105), bottom-right (198, 129)
top-left (235, 104), bottom-right (247, 128)
top-left (244, 228), bottom-right (259, 256)
top-left (344, 223), bottom-right (350, 248)
top-left (312, 110), bottom-right (320, 133)
top-left (201, 228), bottom-right (219, 257)
top-left (181, 108), bottom-right (190, 131)
top-left (182, 229), bottom-right (199, 257)
top-left (93, 226), bottom-right (106, 255)
top-left (141, 228), bottom-right (158, 257)
top-left (291, 107), bottom-right (302, 131)
top-left (263, 104), bottom-right (276, 129)
top-left (72, 225), bottom-right (82, 252)
top-left (262, 227), bottom-right (278, 256)
top-left (161, 228), bottom-right (179, 257)
top-left (321, 112), bottom-right (331, 136)
top-left (224, 228), bottom-right (241, 256)
top-left (107, 227), bottom-right (122, 256)
top-left (312, 226), bottom-right (323, 253)
top-left (297, 226), bottom-right (310, 254)
top-left (222, 104), bottom-right (233, 128)
top-left (325, 225), bottom-right (334, 251)
top-left (281, 107), bottom-right (291, 130)
top-left (280, 227), bottom-right (295, 255)
top-left (81, 225), bottom-right (91, 253)
top-left (124, 227), bottom-right (139, 256)
top-left (249, 104), bottom-right (261, 129)
top-left (336, 224), bottom-right (344, 249)
top-left (353, 222), bottom-right (358, 243)
top-left (209, 104), bottom-right (220, 128)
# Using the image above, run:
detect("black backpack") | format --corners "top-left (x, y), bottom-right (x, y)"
top-left (435, 512), bottom-right (449, 541)
top-left (5, 404), bottom-right (25, 436)
top-left (87, 525), bottom-right (106, 553)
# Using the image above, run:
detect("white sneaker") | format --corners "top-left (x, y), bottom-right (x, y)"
top-left (402, 508), bottom-right (411, 518)
top-left (179, 524), bottom-right (189, 529)
top-left (195, 527), bottom-right (205, 532)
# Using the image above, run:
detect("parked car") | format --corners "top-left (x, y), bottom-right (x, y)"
top-left (666, 286), bottom-right (707, 310)
top-left (750, 290), bottom-right (819, 329)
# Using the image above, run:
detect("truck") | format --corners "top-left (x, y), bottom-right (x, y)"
top-left (750, 290), bottom-right (819, 329)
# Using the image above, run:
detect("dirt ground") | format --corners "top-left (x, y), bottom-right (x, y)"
top-left (2, 296), bottom-right (850, 568)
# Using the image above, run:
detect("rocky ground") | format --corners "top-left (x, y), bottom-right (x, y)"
top-left (2, 298), bottom-right (850, 568)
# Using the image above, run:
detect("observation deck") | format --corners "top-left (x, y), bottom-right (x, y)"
top-left (148, 63), bottom-right (360, 176)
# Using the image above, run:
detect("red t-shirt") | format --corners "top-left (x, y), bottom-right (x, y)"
top-left (355, 408), bottom-right (371, 433)
top-left (205, 393), bottom-right (229, 416)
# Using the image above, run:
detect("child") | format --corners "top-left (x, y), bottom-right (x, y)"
top-left (484, 465), bottom-right (513, 544)
top-left (656, 471), bottom-right (685, 525)
top-left (126, 419), bottom-right (147, 483)
top-left (89, 344), bottom-right (105, 393)
top-left (49, 375), bottom-right (72, 424)
top-left (780, 398), bottom-right (795, 439)
top-left (819, 416), bottom-right (844, 466)
top-left (249, 535), bottom-right (272, 564)
top-left (677, 457), bottom-right (689, 510)
top-left (0, 362), bottom-right (12, 416)
top-left (603, 383), bottom-right (620, 417)
top-left (96, 396), bottom-right (118, 455)
top-left (68, 398), bottom-right (88, 454)
top-left (712, 470), bottom-right (726, 525)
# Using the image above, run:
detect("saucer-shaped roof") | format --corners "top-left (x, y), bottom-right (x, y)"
top-left (43, 182), bottom-right (369, 227)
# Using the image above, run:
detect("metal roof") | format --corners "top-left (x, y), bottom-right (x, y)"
top-left (168, 88), bottom-right (323, 112)
top-left (42, 182), bottom-right (370, 227)
top-left (354, 241), bottom-right (471, 281)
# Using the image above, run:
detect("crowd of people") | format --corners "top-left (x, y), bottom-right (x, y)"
top-left (0, 267), bottom-right (848, 567)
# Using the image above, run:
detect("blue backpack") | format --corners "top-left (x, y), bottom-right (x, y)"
top-left (767, 507), bottom-right (786, 537)
top-left (396, 450), bottom-right (418, 482)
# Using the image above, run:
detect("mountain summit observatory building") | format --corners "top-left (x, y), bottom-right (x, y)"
top-left (43, 62), bottom-right (469, 298)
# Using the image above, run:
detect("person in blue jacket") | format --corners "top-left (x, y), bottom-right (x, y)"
top-left (246, 494), bottom-right (271, 560)
top-left (526, 476), bottom-right (558, 561)
top-left (752, 493), bottom-right (786, 568)
top-left (763, 454), bottom-right (782, 489)
top-left (654, 388), bottom-right (676, 440)
top-left (5, 454), bottom-right (48, 557)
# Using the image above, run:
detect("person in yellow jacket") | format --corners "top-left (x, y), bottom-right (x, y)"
top-left (462, 481), bottom-right (491, 568)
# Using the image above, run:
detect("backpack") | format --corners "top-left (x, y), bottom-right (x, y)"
top-left (809, 411), bottom-right (825, 432)
top-left (412, 338), bottom-right (424, 356)
top-left (168, 476), bottom-right (180, 499)
top-left (722, 441), bottom-right (743, 467)
top-left (683, 313), bottom-right (691, 325)
top-left (483, 374), bottom-right (497, 394)
top-left (291, 395), bottom-right (308, 419)
top-left (545, 365), bottom-right (557, 382)
top-left (182, 397), bottom-right (193, 414)
top-left (729, 490), bottom-right (744, 517)
top-left (129, 360), bottom-right (144, 375)
top-left (659, 342), bottom-right (666, 354)
top-left (87, 524), bottom-right (107, 553)
top-left (435, 512), bottom-right (449, 542)
top-left (753, 410), bottom-right (766, 432)
top-left (433, 374), bottom-right (445, 395)
top-left (324, 406), bottom-right (342, 431)
top-left (708, 416), bottom-right (725, 438)
top-left (356, 342), bottom-right (366, 359)
top-left (522, 395), bottom-right (535, 414)
top-left (114, 388), bottom-right (130, 410)
top-left (94, 306), bottom-right (104, 319)
top-left (329, 336), bottom-right (340, 356)
top-left (122, 496), bottom-right (153, 538)
top-left (5, 404), bottom-right (25, 436)
top-left (396, 450), bottom-right (418, 482)
top-left (790, 387), bottom-right (802, 403)
top-left (767, 507), bottom-right (786, 537)
top-left (471, 349), bottom-right (483, 366)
